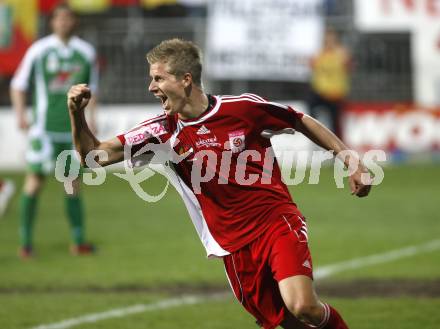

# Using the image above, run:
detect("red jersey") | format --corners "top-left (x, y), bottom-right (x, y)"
top-left (117, 93), bottom-right (304, 257)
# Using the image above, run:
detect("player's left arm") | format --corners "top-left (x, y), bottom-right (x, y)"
top-left (294, 114), bottom-right (372, 197)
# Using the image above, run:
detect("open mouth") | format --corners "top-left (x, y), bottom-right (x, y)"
top-left (157, 95), bottom-right (168, 109)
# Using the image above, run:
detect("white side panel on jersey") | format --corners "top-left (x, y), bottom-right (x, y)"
top-left (168, 123), bottom-right (228, 257)
top-left (165, 163), bottom-right (230, 258)
top-left (121, 114), bottom-right (229, 257)
top-left (10, 36), bottom-right (54, 91)
top-left (10, 46), bottom-right (37, 91)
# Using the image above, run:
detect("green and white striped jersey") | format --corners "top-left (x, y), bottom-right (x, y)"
top-left (11, 34), bottom-right (98, 137)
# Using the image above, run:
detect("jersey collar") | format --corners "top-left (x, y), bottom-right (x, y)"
top-left (178, 95), bottom-right (220, 127)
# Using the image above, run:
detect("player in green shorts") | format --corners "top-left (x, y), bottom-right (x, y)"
top-left (10, 4), bottom-right (98, 258)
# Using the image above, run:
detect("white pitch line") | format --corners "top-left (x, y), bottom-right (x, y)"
top-left (31, 293), bottom-right (229, 329)
top-left (314, 238), bottom-right (440, 279)
top-left (30, 239), bottom-right (440, 329)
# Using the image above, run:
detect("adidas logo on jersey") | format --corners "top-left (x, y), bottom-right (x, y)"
top-left (302, 260), bottom-right (312, 269)
top-left (196, 125), bottom-right (211, 135)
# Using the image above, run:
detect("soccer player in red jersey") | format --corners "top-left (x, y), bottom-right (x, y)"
top-left (67, 39), bottom-right (371, 329)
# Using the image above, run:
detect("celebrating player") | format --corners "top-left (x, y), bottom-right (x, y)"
top-left (67, 39), bottom-right (371, 329)
top-left (10, 4), bottom-right (98, 258)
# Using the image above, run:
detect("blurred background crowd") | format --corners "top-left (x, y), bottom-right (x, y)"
top-left (0, 0), bottom-right (416, 104)
top-left (0, 0), bottom-right (439, 167)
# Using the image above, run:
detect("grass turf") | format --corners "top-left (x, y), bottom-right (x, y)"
top-left (0, 164), bottom-right (438, 328)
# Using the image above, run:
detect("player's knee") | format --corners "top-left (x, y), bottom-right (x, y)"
top-left (66, 178), bottom-right (81, 196)
top-left (24, 174), bottom-right (44, 195)
top-left (285, 300), bottom-right (322, 325)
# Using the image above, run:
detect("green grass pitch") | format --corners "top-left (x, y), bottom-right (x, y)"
top-left (0, 164), bottom-right (439, 328)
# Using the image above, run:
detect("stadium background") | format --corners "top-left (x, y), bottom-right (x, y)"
top-left (0, 0), bottom-right (439, 328)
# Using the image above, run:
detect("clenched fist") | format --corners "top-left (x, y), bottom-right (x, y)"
top-left (67, 84), bottom-right (91, 112)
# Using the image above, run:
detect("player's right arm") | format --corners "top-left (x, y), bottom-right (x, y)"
top-left (10, 89), bottom-right (29, 130)
top-left (10, 42), bottom-right (38, 131)
top-left (67, 84), bottom-right (124, 167)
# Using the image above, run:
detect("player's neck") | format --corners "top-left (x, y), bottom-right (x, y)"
top-left (55, 33), bottom-right (73, 45)
top-left (178, 90), bottom-right (209, 121)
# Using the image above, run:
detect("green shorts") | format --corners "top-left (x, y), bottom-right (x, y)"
top-left (26, 132), bottom-right (80, 176)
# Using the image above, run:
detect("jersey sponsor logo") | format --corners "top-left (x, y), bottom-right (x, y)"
top-left (125, 121), bottom-right (168, 145)
top-left (146, 121), bottom-right (168, 137)
top-left (228, 130), bottom-right (246, 153)
top-left (48, 63), bottom-right (84, 93)
top-left (196, 125), bottom-right (211, 135)
top-left (49, 71), bottom-right (74, 92)
top-left (195, 135), bottom-right (221, 148)
top-left (126, 131), bottom-right (148, 145)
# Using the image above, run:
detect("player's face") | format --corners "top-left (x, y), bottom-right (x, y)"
top-left (51, 8), bottom-right (76, 39)
top-left (148, 62), bottom-right (187, 116)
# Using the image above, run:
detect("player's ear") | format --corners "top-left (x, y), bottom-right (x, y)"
top-left (182, 73), bottom-right (192, 87)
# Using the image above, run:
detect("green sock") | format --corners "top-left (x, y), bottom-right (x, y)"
top-left (65, 196), bottom-right (85, 245)
top-left (19, 194), bottom-right (38, 248)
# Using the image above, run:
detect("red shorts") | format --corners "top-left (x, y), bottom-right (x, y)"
top-left (223, 210), bottom-right (313, 329)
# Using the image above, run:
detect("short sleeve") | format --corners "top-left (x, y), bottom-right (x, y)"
top-left (255, 100), bottom-right (304, 132)
top-left (116, 115), bottom-right (172, 167)
top-left (116, 115), bottom-right (170, 151)
top-left (117, 121), bottom-right (158, 151)
top-left (10, 43), bottom-right (39, 91)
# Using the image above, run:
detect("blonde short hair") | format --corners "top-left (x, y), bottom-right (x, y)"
top-left (146, 38), bottom-right (203, 87)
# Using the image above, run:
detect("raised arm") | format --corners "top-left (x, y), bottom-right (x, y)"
top-left (294, 114), bottom-right (372, 197)
top-left (67, 84), bottom-right (124, 167)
